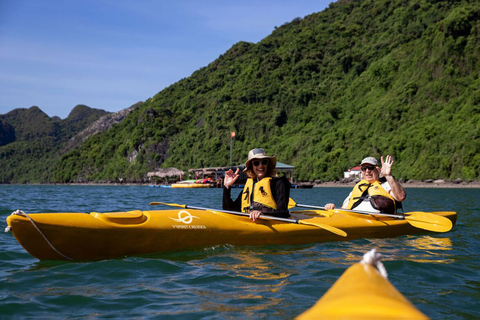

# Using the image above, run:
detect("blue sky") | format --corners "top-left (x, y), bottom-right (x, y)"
top-left (0, 0), bottom-right (331, 119)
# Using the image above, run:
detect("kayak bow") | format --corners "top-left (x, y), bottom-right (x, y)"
top-left (297, 249), bottom-right (428, 319)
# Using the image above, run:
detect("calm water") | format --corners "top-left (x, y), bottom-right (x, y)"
top-left (1, 185), bottom-right (479, 319)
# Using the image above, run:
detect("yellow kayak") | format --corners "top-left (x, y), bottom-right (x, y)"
top-left (297, 249), bottom-right (428, 319)
top-left (171, 183), bottom-right (212, 188)
top-left (6, 208), bottom-right (456, 261)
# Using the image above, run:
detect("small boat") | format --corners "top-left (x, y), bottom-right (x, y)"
top-left (5, 208), bottom-right (456, 261)
top-left (170, 179), bottom-right (214, 188)
top-left (171, 183), bottom-right (212, 188)
top-left (297, 249), bottom-right (428, 319)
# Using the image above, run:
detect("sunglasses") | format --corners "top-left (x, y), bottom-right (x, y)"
top-left (361, 165), bottom-right (376, 172)
top-left (252, 159), bottom-right (269, 167)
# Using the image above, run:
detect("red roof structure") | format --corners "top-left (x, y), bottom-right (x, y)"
top-left (344, 166), bottom-right (362, 178)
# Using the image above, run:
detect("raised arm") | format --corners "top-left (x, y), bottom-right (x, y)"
top-left (381, 155), bottom-right (406, 202)
top-left (223, 168), bottom-right (239, 189)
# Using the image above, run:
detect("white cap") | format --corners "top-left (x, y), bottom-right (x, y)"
top-left (360, 157), bottom-right (378, 166)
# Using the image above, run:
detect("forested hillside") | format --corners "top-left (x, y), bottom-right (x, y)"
top-left (0, 106), bottom-right (110, 183)
top-left (2, 0), bottom-right (480, 183)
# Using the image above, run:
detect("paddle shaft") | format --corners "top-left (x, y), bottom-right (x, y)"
top-left (152, 202), bottom-right (303, 224)
top-left (294, 203), bottom-right (405, 219)
top-left (150, 202), bottom-right (347, 236)
top-left (289, 199), bottom-right (452, 233)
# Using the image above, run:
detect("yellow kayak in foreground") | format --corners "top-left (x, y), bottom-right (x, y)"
top-left (6, 208), bottom-right (456, 261)
top-left (297, 249), bottom-right (428, 319)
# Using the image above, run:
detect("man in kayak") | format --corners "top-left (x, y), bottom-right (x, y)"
top-left (223, 148), bottom-right (291, 221)
top-left (324, 155), bottom-right (406, 214)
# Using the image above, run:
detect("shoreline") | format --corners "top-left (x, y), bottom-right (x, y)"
top-left (2, 180), bottom-right (479, 189)
top-left (313, 180), bottom-right (480, 188)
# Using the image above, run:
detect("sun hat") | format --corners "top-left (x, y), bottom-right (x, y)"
top-left (360, 157), bottom-right (378, 166)
top-left (244, 148), bottom-right (277, 170)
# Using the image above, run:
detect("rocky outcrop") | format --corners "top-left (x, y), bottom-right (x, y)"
top-left (65, 102), bottom-right (141, 150)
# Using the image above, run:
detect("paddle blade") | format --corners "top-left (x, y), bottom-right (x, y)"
top-left (150, 202), bottom-right (187, 208)
top-left (297, 220), bottom-right (347, 237)
top-left (288, 198), bottom-right (297, 209)
top-left (405, 212), bottom-right (453, 232)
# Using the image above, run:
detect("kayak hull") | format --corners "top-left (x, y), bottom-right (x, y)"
top-left (296, 262), bottom-right (428, 319)
top-left (6, 209), bottom-right (456, 261)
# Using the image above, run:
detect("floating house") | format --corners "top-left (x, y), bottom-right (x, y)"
top-left (188, 161), bottom-right (296, 186)
top-left (344, 166), bottom-right (362, 179)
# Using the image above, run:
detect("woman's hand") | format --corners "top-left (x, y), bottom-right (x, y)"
top-left (224, 168), bottom-right (239, 189)
top-left (324, 203), bottom-right (336, 210)
top-left (249, 210), bottom-right (261, 221)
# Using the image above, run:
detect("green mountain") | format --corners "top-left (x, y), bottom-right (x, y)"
top-left (0, 105), bottom-right (110, 183)
top-left (2, 0), bottom-right (480, 183)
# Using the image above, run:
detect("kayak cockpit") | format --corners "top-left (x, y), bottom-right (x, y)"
top-left (90, 210), bottom-right (147, 225)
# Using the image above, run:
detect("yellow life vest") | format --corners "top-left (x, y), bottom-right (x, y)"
top-left (347, 179), bottom-right (396, 213)
top-left (241, 177), bottom-right (277, 213)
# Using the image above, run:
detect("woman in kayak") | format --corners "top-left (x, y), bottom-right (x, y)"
top-left (324, 155), bottom-right (406, 214)
top-left (223, 148), bottom-right (291, 221)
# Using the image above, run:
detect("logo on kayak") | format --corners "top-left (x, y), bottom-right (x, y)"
top-left (170, 210), bottom-right (206, 229)
top-left (170, 210), bottom-right (199, 224)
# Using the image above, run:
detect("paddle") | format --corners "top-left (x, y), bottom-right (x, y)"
top-left (150, 202), bottom-right (347, 237)
top-left (288, 199), bottom-right (452, 233)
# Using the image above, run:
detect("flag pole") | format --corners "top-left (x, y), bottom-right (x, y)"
top-left (230, 131), bottom-right (235, 167)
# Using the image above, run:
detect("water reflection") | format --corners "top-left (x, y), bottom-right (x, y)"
top-left (406, 235), bottom-right (452, 251)
top-left (186, 250), bottom-right (290, 316)
top-left (402, 235), bottom-right (454, 264)
top-left (221, 251), bottom-right (291, 281)
top-left (314, 236), bottom-right (455, 265)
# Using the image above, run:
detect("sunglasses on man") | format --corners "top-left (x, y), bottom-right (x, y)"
top-left (361, 165), bottom-right (376, 172)
top-left (252, 159), bottom-right (269, 167)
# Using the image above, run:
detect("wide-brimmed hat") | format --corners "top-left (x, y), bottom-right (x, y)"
top-left (360, 156), bottom-right (378, 166)
top-left (244, 148), bottom-right (277, 170)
